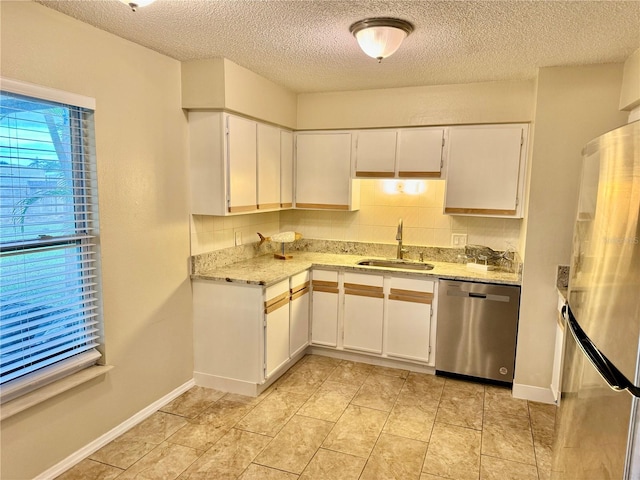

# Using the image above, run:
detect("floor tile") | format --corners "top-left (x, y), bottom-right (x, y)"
top-left (322, 405), bottom-right (388, 458)
top-left (236, 390), bottom-right (308, 437)
top-left (89, 412), bottom-right (187, 469)
top-left (178, 428), bottom-right (271, 479)
top-left (535, 442), bottom-right (552, 480)
top-left (369, 365), bottom-right (409, 379)
top-left (297, 380), bottom-right (360, 422)
top-left (435, 380), bottom-right (484, 430)
top-left (360, 433), bottom-right (428, 480)
top-left (326, 361), bottom-right (372, 386)
top-left (160, 386), bottom-right (226, 418)
top-left (116, 442), bottom-right (200, 480)
top-left (299, 448), bottom-right (366, 480)
top-left (351, 373), bottom-right (404, 412)
top-left (238, 463), bottom-right (299, 479)
top-left (167, 397), bottom-right (256, 450)
top-left (255, 415), bottom-right (334, 474)
top-left (422, 422), bottom-right (482, 480)
top-left (396, 372), bottom-right (445, 409)
top-left (484, 385), bottom-right (529, 417)
top-left (529, 401), bottom-right (556, 448)
top-left (383, 402), bottom-right (437, 442)
top-left (301, 354), bottom-right (342, 368)
top-left (274, 367), bottom-right (326, 398)
top-left (55, 459), bottom-right (123, 480)
top-left (481, 410), bottom-right (536, 465)
top-left (480, 455), bottom-right (539, 480)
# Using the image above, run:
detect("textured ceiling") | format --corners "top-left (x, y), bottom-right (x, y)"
top-left (37, 0), bottom-right (640, 93)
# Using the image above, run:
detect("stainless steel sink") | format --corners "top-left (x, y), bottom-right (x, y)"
top-left (356, 259), bottom-right (435, 271)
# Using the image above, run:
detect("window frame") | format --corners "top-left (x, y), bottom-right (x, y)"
top-left (0, 77), bottom-right (104, 408)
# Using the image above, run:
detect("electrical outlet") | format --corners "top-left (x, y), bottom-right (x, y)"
top-left (235, 231), bottom-right (242, 246)
top-left (451, 233), bottom-right (467, 247)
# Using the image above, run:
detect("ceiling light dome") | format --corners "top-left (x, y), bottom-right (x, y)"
top-left (349, 17), bottom-right (414, 63)
top-left (119, 0), bottom-right (157, 12)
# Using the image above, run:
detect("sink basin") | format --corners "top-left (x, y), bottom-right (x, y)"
top-left (356, 259), bottom-right (435, 271)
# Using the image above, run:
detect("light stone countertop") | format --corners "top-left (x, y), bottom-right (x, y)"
top-left (191, 251), bottom-right (521, 287)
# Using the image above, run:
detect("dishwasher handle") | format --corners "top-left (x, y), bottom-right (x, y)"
top-left (445, 288), bottom-right (511, 303)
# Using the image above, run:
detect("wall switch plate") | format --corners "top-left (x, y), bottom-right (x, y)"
top-left (235, 231), bottom-right (242, 246)
top-left (452, 233), bottom-right (467, 247)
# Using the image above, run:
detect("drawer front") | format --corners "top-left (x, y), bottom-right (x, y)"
top-left (312, 269), bottom-right (338, 282)
top-left (389, 277), bottom-right (435, 293)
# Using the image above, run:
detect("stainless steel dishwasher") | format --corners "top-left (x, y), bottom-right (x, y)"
top-left (436, 280), bottom-right (520, 384)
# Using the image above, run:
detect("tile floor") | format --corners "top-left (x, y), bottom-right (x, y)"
top-left (57, 355), bottom-right (557, 480)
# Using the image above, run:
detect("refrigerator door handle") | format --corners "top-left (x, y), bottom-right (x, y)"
top-left (566, 307), bottom-right (640, 397)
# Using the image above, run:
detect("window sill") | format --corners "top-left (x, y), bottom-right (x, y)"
top-left (1, 365), bottom-right (113, 421)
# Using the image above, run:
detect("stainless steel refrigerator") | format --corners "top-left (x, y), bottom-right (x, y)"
top-left (552, 120), bottom-right (640, 479)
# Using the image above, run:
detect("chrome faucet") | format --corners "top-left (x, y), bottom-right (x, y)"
top-left (396, 218), bottom-right (406, 259)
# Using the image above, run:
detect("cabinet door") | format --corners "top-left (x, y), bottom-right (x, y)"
top-left (311, 270), bottom-right (339, 347)
top-left (227, 115), bottom-right (257, 213)
top-left (444, 124), bottom-right (526, 217)
top-left (264, 280), bottom-right (290, 379)
top-left (354, 130), bottom-right (397, 177)
top-left (290, 271), bottom-right (310, 357)
top-left (296, 132), bottom-right (357, 210)
top-left (397, 128), bottom-right (445, 177)
top-left (343, 272), bottom-right (384, 354)
top-left (280, 130), bottom-right (294, 209)
top-left (386, 277), bottom-right (435, 365)
top-left (257, 123), bottom-right (281, 211)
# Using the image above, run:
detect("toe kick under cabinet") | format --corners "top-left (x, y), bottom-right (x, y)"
top-left (310, 269), bottom-right (437, 367)
top-left (192, 271), bottom-right (310, 396)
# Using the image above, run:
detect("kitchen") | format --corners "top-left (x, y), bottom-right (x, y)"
top-left (1, 1), bottom-right (639, 479)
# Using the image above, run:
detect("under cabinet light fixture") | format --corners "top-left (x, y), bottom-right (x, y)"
top-left (120, 0), bottom-right (156, 12)
top-left (349, 17), bottom-right (414, 62)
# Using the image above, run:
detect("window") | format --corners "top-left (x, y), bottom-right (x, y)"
top-left (0, 80), bottom-right (101, 403)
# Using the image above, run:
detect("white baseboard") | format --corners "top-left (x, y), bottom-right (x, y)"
top-left (193, 371), bottom-right (259, 397)
top-left (512, 382), bottom-right (556, 404)
top-left (34, 379), bottom-right (195, 480)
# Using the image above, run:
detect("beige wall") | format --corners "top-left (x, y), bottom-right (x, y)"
top-left (181, 58), bottom-right (298, 129)
top-left (515, 64), bottom-right (627, 392)
top-left (1, 3), bottom-right (193, 479)
top-left (620, 47), bottom-right (640, 111)
top-left (297, 79), bottom-right (535, 129)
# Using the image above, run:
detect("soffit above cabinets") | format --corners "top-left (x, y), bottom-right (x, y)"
top-left (36, 0), bottom-right (640, 94)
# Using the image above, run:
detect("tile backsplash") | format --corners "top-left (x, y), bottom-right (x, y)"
top-left (191, 179), bottom-right (522, 255)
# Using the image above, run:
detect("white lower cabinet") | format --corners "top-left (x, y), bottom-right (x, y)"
top-left (386, 277), bottom-right (436, 366)
top-left (311, 269), bottom-right (340, 347)
top-left (343, 272), bottom-right (384, 354)
top-left (192, 271), bottom-right (310, 396)
top-left (264, 280), bottom-right (291, 378)
top-left (289, 271), bottom-right (310, 357)
top-left (309, 268), bottom-right (437, 366)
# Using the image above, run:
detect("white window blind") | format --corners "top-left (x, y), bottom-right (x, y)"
top-left (0, 83), bottom-right (102, 403)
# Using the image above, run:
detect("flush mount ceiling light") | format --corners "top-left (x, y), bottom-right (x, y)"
top-left (349, 17), bottom-right (414, 63)
top-left (119, 0), bottom-right (156, 12)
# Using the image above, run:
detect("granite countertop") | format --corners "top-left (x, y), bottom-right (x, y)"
top-left (191, 251), bottom-right (521, 287)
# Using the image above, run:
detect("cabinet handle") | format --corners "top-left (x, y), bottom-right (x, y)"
top-left (291, 287), bottom-right (309, 301)
top-left (265, 296), bottom-right (290, 314)
top-left (389, 293), bottom-right (432, 304)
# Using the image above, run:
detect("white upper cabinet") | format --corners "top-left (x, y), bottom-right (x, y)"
top-left (354, 127), bottom-right (446, 178)
top-left (228, 115), bottom-right (258, 213)
top-left (295, 132), bottom-right (360, 211)
top-left (188, 111), bottom-right (292, 216)
top-left (257, 123), bottom-right (281, 211)
top-left (444, 124), bottom-right (528, 218)
top-left (397, 128), bottom-right (446, 177)
top-left (354, 130), bottom-right (398, 176)
top-left (280, 130), bottom-right (294, 209)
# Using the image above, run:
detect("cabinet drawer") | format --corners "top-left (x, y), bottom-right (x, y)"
top-left (265, 279), bottom-right (290, 313)
top-left (312, 269), bottom-right (338, 282)
top-left (344, 272), bottom-right (383, 288)
top-left (291, 270), bottom-right (310, 294)
top-left (389, 277), bottom-right (435, 304)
